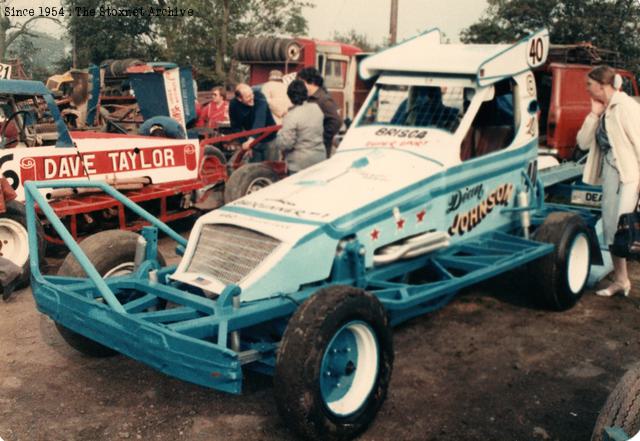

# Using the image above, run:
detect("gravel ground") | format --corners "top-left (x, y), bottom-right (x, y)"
top-left (1, 237), bottom-right (639, 441)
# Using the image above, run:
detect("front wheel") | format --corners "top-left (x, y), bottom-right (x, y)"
top-left (56, 230), bottom-right (165, 357)
top-left (274, 285), bottom-right (393, 441)
top-left (529, 212), bottom-right (591, 310)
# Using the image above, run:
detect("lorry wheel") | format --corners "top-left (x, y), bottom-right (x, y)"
top-left (56, 230), bottom-right (165, 357)
top-left (529, 212), bottom-right (591, 310)
top-left (274, 286), bottom-right (393, 441)
top-left (0, 200), bottom-right (45, 288)
top-left (591, 362), bottom-right (640, 441)
top-left (223, 163), bottom-right (278, 203)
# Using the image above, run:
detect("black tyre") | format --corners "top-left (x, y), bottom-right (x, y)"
top-left (203, 145), bottom-right (227, 165)
top-left (282, 39), bottom-right (302, 62)
top-left (255, 37), bottom-right (269, 61)
top-left (56, 230), bottom-right (165, 357)
top-left (226, 149), bottom-right (249, 176)
top-left (0, 199), bottom-right (45, 287)
top-left (592, 362), bottom-right (640, 441)
top-left (275, 286), bottom-right (393, 441)
top-left (247, 38), bottom-right (262, 60)
top-left (223, 163), bottom-right (278, 203)
top-left (260, 37), bottom-right (276, 61)
top-left (232, 40), bottom-right (244, 60)
top-left (272, 39), bottom-right (286, 61)
top-left (529, 212), bottom-right (591, 310)
top-left (239, 37), bottom-right (255, 60)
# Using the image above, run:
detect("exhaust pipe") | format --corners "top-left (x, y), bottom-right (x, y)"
top-left (373, 231), bottom-right (450, 265)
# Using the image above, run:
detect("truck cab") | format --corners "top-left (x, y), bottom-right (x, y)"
top-left (535, 44), bottom-right (639, 159)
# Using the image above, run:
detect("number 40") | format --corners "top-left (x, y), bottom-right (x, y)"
top-left (529, 37), bottom-right (544, 65)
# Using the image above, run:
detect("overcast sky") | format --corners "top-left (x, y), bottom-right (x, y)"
top-left (12, 0), bottom-right (489, 44)
top-left (306, 0), bottom-right (488, 44)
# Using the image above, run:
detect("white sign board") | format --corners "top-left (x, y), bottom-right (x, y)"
top-left (0, 63), bottom-right (12, 79)
top-left (163, 68), bottom-right (186, 128)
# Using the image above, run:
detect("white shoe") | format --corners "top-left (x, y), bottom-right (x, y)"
top-left (595, 280), bottom-right (632, 297)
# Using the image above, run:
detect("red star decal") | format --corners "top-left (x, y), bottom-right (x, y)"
top-left (370, 229), bottom-right (380, 240)
top-left (416, 209), bottom-right (426, 223)
top-left (396, 218), bottom-right (405, 230)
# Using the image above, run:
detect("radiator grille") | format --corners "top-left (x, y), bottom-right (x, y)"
top-left (186, 224), bottom-right (281, 285)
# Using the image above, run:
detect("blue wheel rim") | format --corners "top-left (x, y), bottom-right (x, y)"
top-left (320, 320), bottom-right (379, 416)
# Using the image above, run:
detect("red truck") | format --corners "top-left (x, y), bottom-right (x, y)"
top-left (233, 37), bottom-right (372, 123)
top-left (535, 44), bottom-right (639, 160)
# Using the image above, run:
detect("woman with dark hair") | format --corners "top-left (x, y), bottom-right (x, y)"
top-left (275, 79), bottom-right (326, 173)
top-left (577, 65), bottom-right (640, 297)
top-left (297, 67), bottom-right (342, 158)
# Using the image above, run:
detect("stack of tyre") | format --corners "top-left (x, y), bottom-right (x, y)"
top-left (101, 58), bottom-right (145, 78)
top-left (233, 37), bottom-right (302, 62)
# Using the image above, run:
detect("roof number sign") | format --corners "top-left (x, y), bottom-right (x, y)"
top-left (527, 37), bottom-right (545, 66)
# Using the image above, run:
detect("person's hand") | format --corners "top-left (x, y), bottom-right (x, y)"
top-left (242, 138), bottom-right (254, 151)
top-left (591, 98), bottom-right (605, 116)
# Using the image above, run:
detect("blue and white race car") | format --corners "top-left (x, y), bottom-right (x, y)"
top-left (26, 28), bottom-right (603, 441)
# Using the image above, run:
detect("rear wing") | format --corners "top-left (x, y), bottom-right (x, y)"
top-left (359, 28), bottom-right (549, 86)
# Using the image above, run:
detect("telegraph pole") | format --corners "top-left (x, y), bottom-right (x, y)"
top-left (389, 0), bottom-right (398, 45)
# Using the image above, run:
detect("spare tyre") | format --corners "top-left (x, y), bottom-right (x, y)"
top-left (280, 39), bottom-right (302, 62)
top-left (260, 37), bottom-right (277, 61)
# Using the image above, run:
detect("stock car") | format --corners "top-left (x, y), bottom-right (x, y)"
top-left (25, 29), bottom-right (606, 440)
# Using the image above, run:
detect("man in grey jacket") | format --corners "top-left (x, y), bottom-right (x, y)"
top-left (297, 67), bottom-right (342, 158)
top-left (275, 80), bottom-right (326, 173)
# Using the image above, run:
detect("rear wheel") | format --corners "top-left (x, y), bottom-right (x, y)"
top-left (274, 286), bottom-right (393, 441)
top-left (529, 212), bottom-right (591, 310)
top-left (223, 163), bottom-right (279, 203)
top-left (56, 230), bottom-right (165, 357)
top-left (592, 362), bottom-right (640, 441)
top-left (0, 200), bottom-right (45, 287)
top-left (203, 145), bottom-right (227, 165)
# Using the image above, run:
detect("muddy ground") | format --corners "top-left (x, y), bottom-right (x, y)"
top-left (1, 236), bottom-right (640, 441)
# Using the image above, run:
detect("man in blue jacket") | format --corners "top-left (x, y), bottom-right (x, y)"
top-left (229, 83), bottom-right (279, 162)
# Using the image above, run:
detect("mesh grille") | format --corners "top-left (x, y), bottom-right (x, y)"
top-left (186, 224), bottom-right (281, 285)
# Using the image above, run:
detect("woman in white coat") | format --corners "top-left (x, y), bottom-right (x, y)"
top-left (577, 65), bottom-right (640, 297)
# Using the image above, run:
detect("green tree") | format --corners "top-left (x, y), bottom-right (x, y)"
top-left (63, 0), bottom-right (163, 66)
top-left (332, 29), bottom-right (385, 52)
top-left (63, 0), bottom-right (312, 84)
top-left (460, 0), bottom-right (640, 71)
top-left (0, 10), bottom-right (60, 61)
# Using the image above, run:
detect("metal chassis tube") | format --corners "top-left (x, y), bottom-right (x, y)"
top-left (25, 179), bottom-right (560, 393)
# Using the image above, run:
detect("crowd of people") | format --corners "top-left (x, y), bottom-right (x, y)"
top-left (195, 67), bottom-right (342, 173)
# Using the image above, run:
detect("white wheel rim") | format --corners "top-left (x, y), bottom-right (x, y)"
top-left (0, 218), bottom-right (29, 268)
top-left (246, 177), bottom-right (273, 194)
top-left (103, 262), bottom-right (135, 278)
top-left (567, 233), bottom-right (589, 294)
top-left (321, 321), bottom-right (379, 416)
